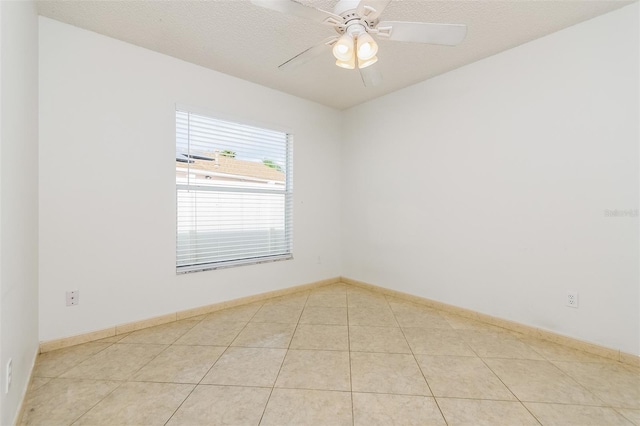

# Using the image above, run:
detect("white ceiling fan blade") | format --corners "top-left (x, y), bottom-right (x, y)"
top-left (356, 0), bottom-right (391, 21)
top-left (377, 21), bottom-right (467, 46)
top-left (250, 0), bottom-right (343, 25)
top-left (279, 37), bottom-right (338, 71)
top-left (359, 63), bottom-right (383, 87)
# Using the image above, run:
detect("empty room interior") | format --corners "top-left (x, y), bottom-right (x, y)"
top-left (1, 0), bottom-right (639, 425)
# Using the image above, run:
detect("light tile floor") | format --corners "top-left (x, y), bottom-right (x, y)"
top-left (19, 284), bottom-right (640, 425)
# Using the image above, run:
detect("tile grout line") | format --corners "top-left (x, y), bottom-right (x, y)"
top-left (346, 288), bottom-right (355, 426)
top-left (614, 408), bottom-right (639, 424)
top-left (448, 316), bottom-right (584, 425)
top-left (458, 327), bottom-right (548, 424)
top-left (36, 340), bottom-right (118, 380)
top-left (383, 294), bottom-right (450, 426)
top-left (469, 342), bottom-right (544, 426)
top-left (123, 319), bottom-right (202, 378)
top-left (163, 301), bottom-right (267, 425)
top-left (257, 291), bottom-right (310, 425)
top-left (546, 359), bottom-right (611, 407)
top-left (51, 325), bottom-right (197, 425)
top-left (68, 380), bottom-right (125, 425)
top-left (118, 322), bottom-right (202, 426)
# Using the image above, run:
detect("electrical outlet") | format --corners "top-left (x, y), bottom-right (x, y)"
top-left (66, 290), bottom-right (79, 306)
top-left (566, 291), bottom-right (579, 308)
top-left (5, 358), bottom-right (12, 394)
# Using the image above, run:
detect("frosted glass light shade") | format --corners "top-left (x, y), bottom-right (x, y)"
top-left (358, 55), bottom-right (378, 69)
top-left (332, 34), bottom-right (354, 62)
top-left (356, 32), bottom-right (378, 61)
top-left (336, 55), bottom-right (356, 69)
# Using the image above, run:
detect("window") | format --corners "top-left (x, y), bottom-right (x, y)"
top-left (176, 109), bottom-right (293, 273)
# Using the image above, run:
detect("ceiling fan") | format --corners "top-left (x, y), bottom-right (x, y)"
top-left (250, 0), bottom-right (467, 87)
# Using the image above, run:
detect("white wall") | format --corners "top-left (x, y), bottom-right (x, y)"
top-left (342, 4), bottom-right (639, 355)
top-left (39, 17), bottom-right (342, 341)
top-left (0, 1), bottom-right (39, 424)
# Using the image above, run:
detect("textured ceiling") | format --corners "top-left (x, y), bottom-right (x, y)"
top-left (37, 0), bottom-right (634, 110)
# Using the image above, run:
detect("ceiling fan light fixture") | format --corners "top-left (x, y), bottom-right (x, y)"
top-left (332, 33), bottom-right (354, 62)
top-left (336, 55), bottom-right (356, 69)
top-left (358, 55), bottom-right (378, 69)
top-left (356, 32), bottom-right (378, 61)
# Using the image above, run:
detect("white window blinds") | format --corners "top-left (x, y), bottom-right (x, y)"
top-left (176, 110), bottom-right (293, 273)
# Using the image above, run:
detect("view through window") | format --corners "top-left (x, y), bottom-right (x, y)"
top-left (176, 110), bottom-right (293, 273)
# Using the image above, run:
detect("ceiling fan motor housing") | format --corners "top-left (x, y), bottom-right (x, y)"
top-left (333, 0), bottom-right (377, 34)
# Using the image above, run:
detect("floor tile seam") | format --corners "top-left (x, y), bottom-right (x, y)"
top-left (110, 341), bottom-right (184, 346)
top-left (290, 344), bottom-right (350, 351)
top-left (409, 353), bottom-right (480, 359)
top-left (166, 343), bottom-right (228, 349)
top-left (347, 303), bottom-right (393, 312)
top-left (427, 342), bottom-right (537, 425)
top-left (479, 356), bottom-right (611, 417)
top-left (58, 343), bottom-right (171, 381)
top-left (192, 324), bottom-right (256, 386)
top-left (38, 377), bottom-right (128, 384)
top-left (305, 304), bottom-right (348, 308)
top-left (229, 344), bottom-right (301, 350)
top-left (475, 351), bottom-right (525, 406)
top-left (549, 358), bottom-right (639, 373)
top-left (247, 302), bottom-right (266, 322)
top-left (163, 339), bottom-right (241, 423)
top-left (270, 387), bottom-right (352, 395)
top-left (433, 395), bottom-right (538, 403)
top-left (453, 335), bottom-right (528, 346)
top-left (349, 348), bottom-right (417, 355)
top-left (345, 323), bottom-right (402, 328)
top-left (400, 325), bottom-right (467, 331)
top-left (351, 389), bottom-right (441, 398)
top-left (470, 336), bottom-right (549, 361)
top-left (614, 407), bottom-right (640, 424)
top-left (192, 383), bottom-right (273, 390)
top-left (473, 355), bottom-right (549, 361)
top-left (519, 400), bottom-right (633, 409)
top-left (154, 342), bottom-right (237, 348)
top-left (281, 348), bottom-right (350, 353)
top-left (271, 383), bottom-right (351, 392)
top-left (346, 290), bottom-right (355, 426)
top-left (199, 318), bottom-right (252, 325)
top-left (68, 379), bottom-right (126, 426)
top-left (408, 352), bottom-right (481, 357)
top-left (35, 341), bottom-right (118, 380)
top-left (350, 324), bottom-right (416, 329)
top-left (119, 320), bottom-right (201, 346)
top-left (387, 304), bottom-right (448, 425)
top-left (544, 359), bottom-right (610, 406)
top-left (161, 381), bottom-right (199, 425)
top-left (259, 292), bottom-right (309, 426)
top-left (125, 343), bottom-right (176, 384)
top-left (347, 303), bottom-right (392, 308)
top-left (299, 322), bottom-right (349, 326)
top-left (248, 320), bottom-right (302, 325)
top-left (397, 325), bottom-right (456, 330)
top-left (547, 357), bottom-right (633, 365)
top-left (126, 377), bottom-right (222, 385)
top-left (227, 313), bottom-right (270, 348)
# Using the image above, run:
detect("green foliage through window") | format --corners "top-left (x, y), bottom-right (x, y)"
top-left (263, 159), bottom-right (283, 172)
